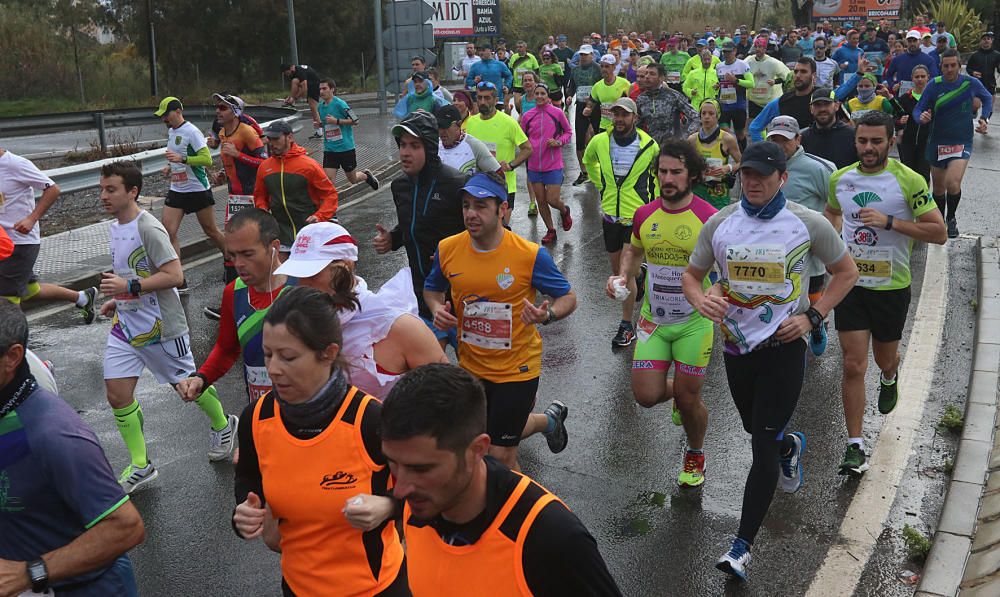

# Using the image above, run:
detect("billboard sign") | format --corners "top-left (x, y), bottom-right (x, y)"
top-left (812, 0), bottom-right (902, 21)
top-left (428, 0), bottom-right (502, 37)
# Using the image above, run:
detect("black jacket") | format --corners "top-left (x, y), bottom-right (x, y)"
top-left (800, 120), bottom-right (857, 170)
top-left (967, 48), bottom-right (1000, 94)
top-left (895, 90), bottom-right (930, 149)
top-left (388, 111), bottom-right (468, 318)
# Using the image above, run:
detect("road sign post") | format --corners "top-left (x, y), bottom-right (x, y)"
top-left (383, 0), bottom-right (436, 96)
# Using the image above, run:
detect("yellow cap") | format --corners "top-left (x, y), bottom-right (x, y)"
top-left (154, 96), bottom-right (183, 117)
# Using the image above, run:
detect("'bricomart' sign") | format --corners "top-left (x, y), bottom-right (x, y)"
top-left (430, 0), bottom-right (502, 37)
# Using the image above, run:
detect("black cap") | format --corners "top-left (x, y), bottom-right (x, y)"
top-left (810, 86), bottom-right (837, 104)
top-left (739, 142), bottom-right (786, 175)
top-left (722, 41), bottom-right (736, 51)
top-left (263, 120), bottom-right (294, 138)
top-left (411, 72), bottom-right (427, 82)
top-left (983, 31), bottom-right (995, 39)
top-left (435, 104), bottom-right (462, 129)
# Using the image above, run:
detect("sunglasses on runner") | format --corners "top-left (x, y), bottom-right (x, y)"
top-left (476, 81), bottom-right (497, 91)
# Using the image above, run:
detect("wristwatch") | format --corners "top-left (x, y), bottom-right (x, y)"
top-left (27, 559), bottom-right (49, 593)
top-left (541, 306), bottom-right (556, 326)
top-left (804, 307), bottom-right (823, 331)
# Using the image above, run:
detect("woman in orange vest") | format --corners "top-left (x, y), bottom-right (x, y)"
top-left (232, 287), bottom-right (408, 596)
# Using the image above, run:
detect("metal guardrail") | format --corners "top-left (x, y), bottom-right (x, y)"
top-left (0, 105), bottom-right (297, 137)
top-left (38, 109), bottom-right (301, 196)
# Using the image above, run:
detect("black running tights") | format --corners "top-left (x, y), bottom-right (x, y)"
top-left (723, 339), bottom-right (806, 544)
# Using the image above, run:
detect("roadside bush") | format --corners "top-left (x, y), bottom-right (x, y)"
top-left (917, 0), bottom-right (986, 52)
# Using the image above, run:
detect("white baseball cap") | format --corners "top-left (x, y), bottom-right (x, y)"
top-left (906, 30), bottom-right (921, 40)
top-left (578, 44), bottom-right (594, 54)
top-left (274, 222), bottom-right (359, 278)
top-left (599, 54), bottom-right (617, 65)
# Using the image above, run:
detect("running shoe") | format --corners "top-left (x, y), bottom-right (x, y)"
top-left (310, 128), bottom-right (323, 139)
top-left (809, 321), bottom-right (828, 357)
top-left (678, 450), bottom-right (706, 487)
top-left (779, 431), bottom-right (806, 493)
top-left (363, 169), bottom-right (380, 190)
top-left (542, 400), bottom-right (569, 453)
top-left (80, 286), bottom-right (97, 324)
top-left (203, 306), bottom-right (222, 321)
top-left (208, 414), bottom-right (239, 462)
top-left (671, 403), bottom-right (683, 426)
top-left (612, 323), bottom-right (636, 347)
top-left (878, 376), bottom-right (898, 414)
top-left (716, 537), bottom-right (751, 580)
top-left (560, 205), bottom-right (573, 231)
top-left (527, 199), bottom-right (538, 216)
top-left (177, 280), bottom-right (190, 295)
top-left (540, 229), bottom-right (557, 244)
top-left (119, 461), bottom-right (158, 494)
top-left (947, 218), bottom-right (959, 239)
top-left (572, 172), bottom-right (588, 186)
top-left (838, 443), bottom-right (869, 477)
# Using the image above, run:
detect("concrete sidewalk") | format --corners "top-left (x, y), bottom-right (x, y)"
top-left (918, 238), bottom-right (1000, 596)
top-left (36, 112), bottom-right (400, 291)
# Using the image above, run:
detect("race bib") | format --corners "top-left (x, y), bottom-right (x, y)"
top-left (646, 265), bottom-right (690, 324)
top-left (635, 315), bottom-right (658, 343)
top-left (324, 124), bottom-right (343, 142)
top-left (899, 79), bottom-right (915, 94)
top-left (850, 109), bottom-right (872, 122)
top-left (849, 245), bottom-right (892, 287)
top-left (113, 268), bottom-right (142, 314)
top-left (226, 194), bottom-right (254, 224)
top-left (937, 144), bottom-right (965, 160)
top-left (600, 102), bottom-right (613, 121)
top-left (576, 85), bottom-right (593, 100)
top-left (245, 365), bottom-right (273, 402)
top-left (170, 162), bottom-right (188, 183)
top-left (719, 82), bottom-right (737, 104)
top-left (666, 71), bottom-right (681, 84)
top-left (725, 244), bottom-right (786, 295)
top-left (461, 301), bottom-right (513, 350)
top-left (751, 85), bottom-right (770, 100)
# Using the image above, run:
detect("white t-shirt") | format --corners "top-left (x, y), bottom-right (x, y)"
top-left (715, 59), bottom-right (751, 105)
top-left (0, 150), bottom-right (54, 244)
top-left (166, 121), bottom-right (211, 193)
top-left (609, 136), bottom-right (641, 177)
top-left (815, 57), bottom-right (839, 88)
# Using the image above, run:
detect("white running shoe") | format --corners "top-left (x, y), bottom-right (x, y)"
top-left (119, 462), bottom-right (158, 494)
top-left (208, 414), bottom-right (238, 462)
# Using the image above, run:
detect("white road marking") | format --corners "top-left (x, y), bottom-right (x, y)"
top-left (805, 242), bottom-right (949, 595)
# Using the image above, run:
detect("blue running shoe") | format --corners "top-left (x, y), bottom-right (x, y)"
top-left (810, 322), bottom-right (828, 357)
top-left (779, 431), bottom-right (806, 493)
top-left (716, 537), bottom-right (751, 580)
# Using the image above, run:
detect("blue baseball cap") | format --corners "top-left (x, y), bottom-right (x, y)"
top-left (462, 173), bottom-right (508, 203)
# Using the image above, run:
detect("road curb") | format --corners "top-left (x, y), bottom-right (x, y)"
top-left (918, 236), bottom-right (1000, 597)
top-left (40, 157), bottom-right (401, 294)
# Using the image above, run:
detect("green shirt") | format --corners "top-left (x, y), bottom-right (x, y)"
top-left (463, 112), bottom-right (528, 193)
top-left (509, 53), bottom-right (540, 87)
top-left (538, 63), bottom-right (564, 89)
top-left (828, 159), bottom-right (937, 290)
top-left (589, 77), bottom-right (632, 131)
top-left (660, 51), bottom-right (689, 85)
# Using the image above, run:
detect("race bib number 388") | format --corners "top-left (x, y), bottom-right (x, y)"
top-left (726, 244), bottom-right (787, 294)
top-left (461, 301), bottom-right (513, 350)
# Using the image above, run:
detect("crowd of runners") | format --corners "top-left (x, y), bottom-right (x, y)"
top-left (1, 11), bottom-right (998, 596)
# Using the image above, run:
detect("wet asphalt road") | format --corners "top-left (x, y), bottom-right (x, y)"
top-left (24, 122), bottom-right (1000, 596)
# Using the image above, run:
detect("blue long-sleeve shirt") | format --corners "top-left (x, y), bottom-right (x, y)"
top-left (466, 58), bottom-right (513, 91)
top-left (884, 50), bottom-right (940, 90)
top-left (749, 73), bottom-right (861, 142)
top-left (913, 74), bottom-right (993, 148)
top-left (832, 45), bottom-right (864, 74)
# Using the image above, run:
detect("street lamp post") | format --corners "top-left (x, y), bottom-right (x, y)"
top-left (287, 0), bottom-right (299, 65)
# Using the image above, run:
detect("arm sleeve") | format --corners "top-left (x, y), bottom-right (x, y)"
top-left (748, 98), bottom-right (779, 142)
top-left (682, 99), bottom-right (702, 136)
top-left (233, 401), bottom-right (264, 505)
top-left (236, 132), bottom-right (266, 167)
top-left (884, 59), bottom-right (898, 86)
top-left (465, 64), bottom-right (478, 88)
top-left (582, 139), bottom-right (600, 184)
top-left (912, 83), bottom-right (935, 121)
top-left (197, 283), bottom-right (241, 385)
top-left (827, 169), bottom-right (842, 210)
top-left (689, 212), bottom-right (722, 270)
top-left (12, 156), bottom-right (56, 190)
top-left (308, 163), bottom-right (339, 219)
top-left (833, 72), bottom-right (861, 101)
top-left (423, 249), bottom-right (449, 292)
top-left (556, 110), bottom-right (573, 145)
top-left (38, 409), bottom-right (130, 530)
top-left (468, 136), bottom-right (503, 173)
top-left (900, 166), bottom-right (937, 218)
top-left (738, 70), bottom-right (755, 89)
top-left (521, 502), bottom-right (623, 597)
top-left (390, 224), bottom-right (403, 251)
top-left (253, 166), bottom-right (270, 210)
top-left (359, 399), bottom-right (385, 465)
top-left (502, 64), bottom-right (514, 89)
top-left (972, 77), bottom-right (994, 119)
top-left (186, 145), bottom-right (213, 168)
top-left (802, 210), bottom-right (847, 265)
top-left (531, 247), bottom-right (571, 298)
top-left (138, 215), bottom-right (179, 268)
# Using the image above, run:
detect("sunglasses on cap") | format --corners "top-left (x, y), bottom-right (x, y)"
top-left (476, 81), bottom-right (497, 91)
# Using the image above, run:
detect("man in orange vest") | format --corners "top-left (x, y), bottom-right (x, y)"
top-left (380, 363), bottom-right (622, 596)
